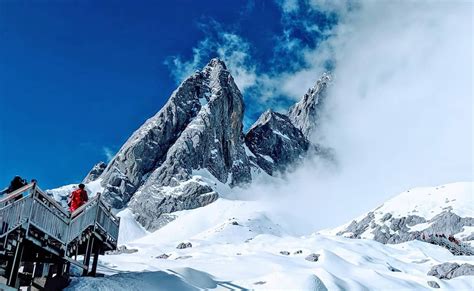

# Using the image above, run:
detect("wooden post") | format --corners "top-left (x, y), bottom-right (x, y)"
top-left (65, 262), bottom-right (71, 274)
top-left (57, 261), bottom-right (64, 276)
top-left (82, 237), bottom-right (94, 276)
top-left (6, 240), bottom-right (24, 287)
top-left (90, 244), bottom-right (100, 277)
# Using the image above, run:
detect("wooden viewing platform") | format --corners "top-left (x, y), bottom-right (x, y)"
top-left (0, 183), bottom-right (120, 290)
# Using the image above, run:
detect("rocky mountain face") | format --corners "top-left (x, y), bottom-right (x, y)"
top-left (288, 73), bottom-right (331, 138)
top-left (99, 65), bottom-right (208, 209)
top-left (82, 162), bottom-right (106, 184)
top-left (81, 59), bottom-right (330, 231)
top-left (245, 110), bottom-right (309, 175)
top-left (127, 59), bottom-right (252, 230)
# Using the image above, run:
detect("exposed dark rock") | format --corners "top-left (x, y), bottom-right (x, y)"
top-left (280, 251), bottom-right (290, 255)
top-left (132, 181), bottom-right (218, 231)
top-left (175, 255), bottom-right (192, 260)
top-left (105, 245), bottom-right (138, 255)
top-left (337, 212), bottom-right (375, 238)
top-left (245, 110), bottom-right (309, 175)
top-left (387, 264), bottom-right (401, 272)
top-left (288, 73), bottom-right (331, 138)
top-left (381, 213), bottom-right (392, 222)
top-left (427, 262), bottom-right (474, 279)
top-left (83, 162), bottom-right (107, 183)
top-left (294, 250), bottom-right (303, 255)
top-left (155, 254), bottom-right (170, 259)
top-left (423, 212), bottom-right (474, 236)
top-left (305, 253), bottom-right (320, 262)
top-left (336, 210), bottom-right (474, 249)
top-left (176, 242), bottom-right (192, 249)
top-left (427, 281), bottom-right (440, 288)
top-left (423, 235), bottom-right (474, 256)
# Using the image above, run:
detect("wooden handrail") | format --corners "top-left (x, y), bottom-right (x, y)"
top-left (34, 187), bottom-right (70, 216)
top-left (97, 197), bottom-right (120, 224)
top-left (70, 194), bottom-right (100, 219)
top-left (1, 182), bottom-right (120, 245)
top-left (0, 183), bottom-right (34, 204)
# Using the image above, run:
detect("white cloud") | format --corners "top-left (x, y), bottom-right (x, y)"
top-left (278, 0), bottom-right (300, 13)
top-left (308, 0), bottom-right (352, 15)
top-left (165, 30), bottom-right (257, 93)
top-left (216, 33), bottom-right (257, 92)
top-left (240, 0), bottom-right (473, 233)
top-left (164, 2), bottom-right (472, 234)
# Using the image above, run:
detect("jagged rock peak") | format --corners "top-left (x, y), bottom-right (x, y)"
top-left (94, 57), bottom-right (251, 231)
top-left (245, 109), bottom-right (309, 175)
top-left (288, 72), bottom-right (331, 138)
top-left (82, 161), bottom-right (107, 184)
top-left (249, 109), bottom-right (284, 129)
top-left (98, 58), bottom-right (239, 209)
top-left (206, 57), bottom-right (227, 70)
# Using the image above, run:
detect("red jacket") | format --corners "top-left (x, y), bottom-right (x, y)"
top-left (69, 189), bottom-right (88, 212)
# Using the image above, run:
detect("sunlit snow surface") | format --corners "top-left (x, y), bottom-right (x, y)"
top-left (66, 183), bottom-right (474, 290)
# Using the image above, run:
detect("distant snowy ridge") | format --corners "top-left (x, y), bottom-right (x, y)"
top-left (322, 182), bottom-right (474, 246)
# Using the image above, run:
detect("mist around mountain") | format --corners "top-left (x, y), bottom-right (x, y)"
top-left (47, 57), bottom-right (473, 290)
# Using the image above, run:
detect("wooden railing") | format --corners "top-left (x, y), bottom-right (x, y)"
top-left (0, 183), bottom-right (120, 247)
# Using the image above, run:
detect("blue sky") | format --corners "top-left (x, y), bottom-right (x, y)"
top-left (0, 0), bottom-right (336, 189)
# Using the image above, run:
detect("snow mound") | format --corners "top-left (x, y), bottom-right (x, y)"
top-left (65, 268), bottom-right (219, 291)
top-left (116, 209), bottom-right (148, 245)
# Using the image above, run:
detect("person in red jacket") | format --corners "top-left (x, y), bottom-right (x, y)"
top-left (68, 184), bottom-right (89, 212)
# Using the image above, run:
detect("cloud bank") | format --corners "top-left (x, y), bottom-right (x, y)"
top-left (238, 0), bottom-right (473, 234)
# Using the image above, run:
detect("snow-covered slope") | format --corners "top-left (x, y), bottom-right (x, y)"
top-left (65, 182), bottom-right (474, 290)
top-left (322, 182), bottom-right (474, 245)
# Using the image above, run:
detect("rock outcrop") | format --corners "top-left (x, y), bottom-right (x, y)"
top-left (245, 110), bottom-right (309, 175)
top-left (427, 281), bottom-right (440, 288)
top-left (428, 263), bottom-right (474, 279)
top-left (288, 73), bottom-right (331, 138)
top-left (82, 162), bottom-right (107, 183)
top-left (337, 210), bottom-right (474, 247)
